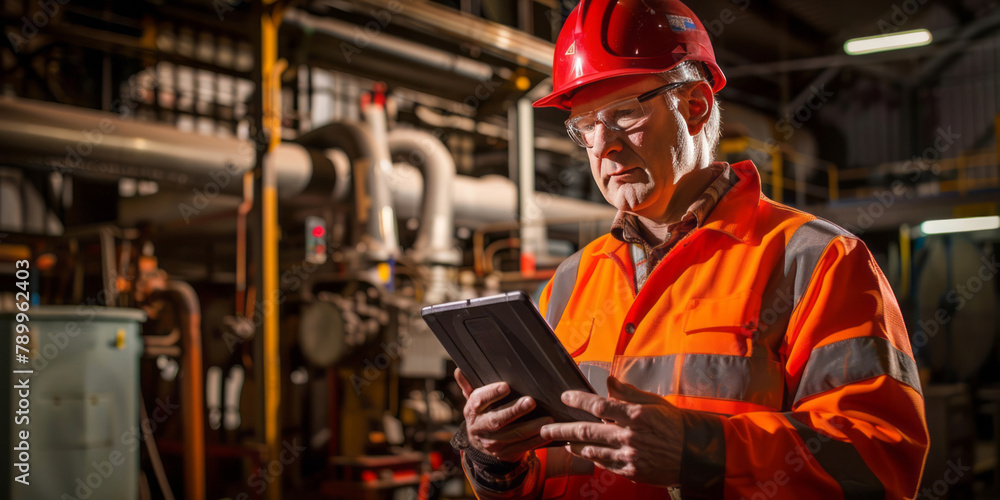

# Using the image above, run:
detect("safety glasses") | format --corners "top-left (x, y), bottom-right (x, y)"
top-left (565, 80), bottom-right (697, 148)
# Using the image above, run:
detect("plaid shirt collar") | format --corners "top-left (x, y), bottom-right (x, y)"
top-left (610, 162), bottom-right (737, 290)
top-left (611, 161), bottom-right (736, 252)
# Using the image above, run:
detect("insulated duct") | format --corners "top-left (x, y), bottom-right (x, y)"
top-left (1, 96), bottom-right (615, 233)
top-left (387, 128), bottom-right (460, 266)
top-left (0, 97), bottom-right (337, 200)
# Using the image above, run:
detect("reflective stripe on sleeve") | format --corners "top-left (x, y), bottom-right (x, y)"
top-left (578, 361), bottom-right (611, 397)
top-left (785, 414), bottom-right (885, 499)
top-left (546, 249), bottom-right (583, 330)
top-left (793, 336), bottom-right (922, 406)
top-left (784, 219), bottom-right (853, 311)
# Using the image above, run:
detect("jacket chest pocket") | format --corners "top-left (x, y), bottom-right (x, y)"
top-left (682, 290), bottom-right (761, 357)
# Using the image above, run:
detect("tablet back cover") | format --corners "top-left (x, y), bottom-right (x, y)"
top-left (422, 291), bottom-right (599, 423)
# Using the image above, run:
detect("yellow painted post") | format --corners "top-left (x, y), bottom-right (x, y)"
top-left (260, 4), bottom-right (285, 500)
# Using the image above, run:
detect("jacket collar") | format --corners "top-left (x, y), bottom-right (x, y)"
top-left (588, 159), bottom-right (761, 258)
top-left (700, 159), bottom-right (760, 243)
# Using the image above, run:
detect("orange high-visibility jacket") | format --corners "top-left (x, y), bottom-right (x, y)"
top-left (464, 160), bottom-right (928, 499)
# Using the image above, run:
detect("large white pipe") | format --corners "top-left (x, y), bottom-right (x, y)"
top-left (361, 96), bottom-right (401, 261)
top-left (387, 164), bottom-right (616, 229)
top-left (387, 128), bottom-right (460, 266)
top-left (0, 96), bottom-right (254, 183)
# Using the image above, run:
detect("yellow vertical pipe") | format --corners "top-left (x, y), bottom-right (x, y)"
top-left (260, 5), bottom-right (284, 500)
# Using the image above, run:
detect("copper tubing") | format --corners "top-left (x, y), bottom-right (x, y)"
top-left (236, 172), bottom-right (254, 316)
top-left (143, 327), bottom-right (181, 347)
top-left (166, 280), bottom-right (205, 500)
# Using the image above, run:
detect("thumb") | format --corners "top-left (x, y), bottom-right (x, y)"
top-left (607, 376), bottom-right (666, 405)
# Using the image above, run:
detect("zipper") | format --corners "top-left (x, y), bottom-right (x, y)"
top-left (607, 252), bottom-right (636, 298)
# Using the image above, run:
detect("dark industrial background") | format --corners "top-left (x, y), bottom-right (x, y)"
top-left (0, 0), bottom-right (998, 498)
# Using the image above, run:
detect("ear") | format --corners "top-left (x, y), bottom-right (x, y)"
top-left (682, 81), bottom-right (714, 137)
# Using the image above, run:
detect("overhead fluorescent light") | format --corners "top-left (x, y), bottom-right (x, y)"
top-left (919, 215), bottom-right (1000, 235)
top-left (844, 29), bottom-right (933, 55)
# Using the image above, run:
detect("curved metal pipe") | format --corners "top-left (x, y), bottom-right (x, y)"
top-left (165, 280), bottom-right (205, 500)
top-left (362, 94), bottom-right (401, 261)
top-left (385, 163), bottom-right (616, 228)
top-left (297, 118), bottom-right (400, 261)
top-left (387, 129), bottom-right (460, 266)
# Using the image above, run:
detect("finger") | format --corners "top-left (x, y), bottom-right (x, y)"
top-left (468, 382), bottom-right (511, 414)
top-left (561, 391), bottom-right (633, 423)
top-left (566, 442), bottom-right (622, 466)
top-left (501, 433), bottom-right (554, 458)
top-left (540, 422), bottom-right (626, 447)
top-left (607, 376), bottom-right (665, 406)
top-left (454, 368), bottom-right (473, 399)
top-left (476, 396), bottom-right (537, 433)
top-left (480, 415), bottom-right (551, 442)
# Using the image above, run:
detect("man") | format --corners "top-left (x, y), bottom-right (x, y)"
top-left (452, 1), bottom-right (929, 498)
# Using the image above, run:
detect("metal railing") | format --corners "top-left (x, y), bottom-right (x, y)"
top-left (720, 138), bottom-right (1000, 206)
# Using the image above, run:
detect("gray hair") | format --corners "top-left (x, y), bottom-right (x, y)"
top-left (659, 61), bottom-right (723, 161)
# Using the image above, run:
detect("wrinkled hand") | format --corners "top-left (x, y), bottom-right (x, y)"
top-left (540, 376), bottom-right (684, 487)
top-left (455, 368), bottom-right (553, 462)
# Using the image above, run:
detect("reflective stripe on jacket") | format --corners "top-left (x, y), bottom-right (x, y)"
top-left (466, 160), bottom-right (928, 500)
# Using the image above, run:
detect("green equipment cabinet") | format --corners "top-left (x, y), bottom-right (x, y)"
top-left (0, 306), bottom-right (146, 500)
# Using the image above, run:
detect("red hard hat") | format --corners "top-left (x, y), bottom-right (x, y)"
top-left (533, 0), bottom-right (726, 110)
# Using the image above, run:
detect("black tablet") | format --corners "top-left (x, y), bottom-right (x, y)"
top-left (422, 291), bottom-right (600, 424)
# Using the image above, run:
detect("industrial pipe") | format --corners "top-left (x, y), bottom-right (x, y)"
top-left (0, 97), bottom-right (254, 184)
top-left (387, 129), bottom-right (460, 265)
top-left (283, 9), bottom-right (495, 82)
top-left (297, 119), bottom-right (402, 261)
top-left (361, 88), bottom-right (402, 262)
top-left (0, 97), bottom-right (336, 201)
top-left (329, 0), bottom-right (555, 74)
top-left (386, 163), bottom-right (616, 228)
top-left (165, 280), bottom-right (205, 500)
top-left (0, 96), bottom-right (615, 232)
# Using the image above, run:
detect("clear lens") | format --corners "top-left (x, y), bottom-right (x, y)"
top-left (565, 97), bottom-right (651, 148)
top-left (564, 81), bottom-right (697, 148)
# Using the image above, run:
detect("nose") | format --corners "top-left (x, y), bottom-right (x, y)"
top-left (589, 121), bottom-right (623, 159)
